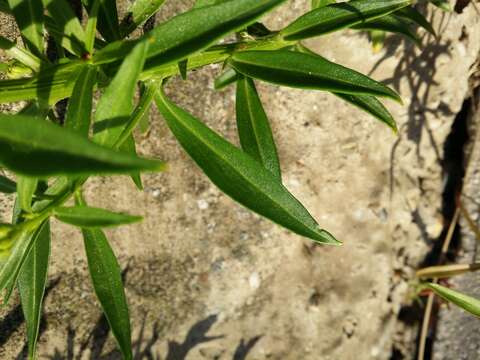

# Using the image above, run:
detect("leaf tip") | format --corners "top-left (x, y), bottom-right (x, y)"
top-left (316, 229), bottom-right (341, 246)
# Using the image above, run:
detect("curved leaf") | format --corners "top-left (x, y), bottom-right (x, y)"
top-left (352, 15), bottom-right (420, 46)
top-left (397, 6), bottom-right (436, 36)
top-left (155, 89), bottom-right (339, 245)
top-left (236, 76), bottom-right (281, 179)
top-left (229, 50), bottom-right (401, 102)
top-left (281, 0), bottom-right (411, 41)
top-left (425, 283), bottom-right (480, 317)
top-left (120, 0), bottom-right (166, 37)
top-left (0, 114), bottom-right (165, 177)
top-left (54, 206), bottom-right (142, 228)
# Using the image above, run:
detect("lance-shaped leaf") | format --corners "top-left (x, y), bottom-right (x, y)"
top-left (83, 0), bottom-right (120, 42)
top-left (396, 7), bottom-right (436, 36)
top-left (54, 206), bottom-right (142, 228)
top-left (281, 0), bottom-right (411, 41)
top-left (17, 220), bottom-right (50, 360)
top-left (311, 0), bottom-right (335, 9)
top-left (215, 68), bottom-right (239, 90)
top-left (120, 135), bottom-right (144, 190)
top-left (236, 76), bottom-right (281, 179)
top-left (0, 175), bottom-right (16, 194)
top-left (0, 36), bottom-right (41, 71)
top-left (229, 50), bottom-right (401, 102)
top-left (0, 60), bottom-right (82, 105)
top-left (93, 40), bottom-right (149, 147)
top-left (65, 65), bottom-right (97, 137)
top-left (95, 0), bottom-right (286, 66)
top-left (85, 0), bottom-right (100, 54)
top-left (120, 0), bottom-right (166, 37)
top-left (7, 0), bottom-right (44, 57)
top-left (352, 15), bottom-right (420, 46)
top-left (425, 283), bottom-right (480, 317)
top-left (155, 89), bottom-right (339, 245)
top-left (0, 114), bottom-right (165, 177)
top-left (82, 226), bottom-right (132, 359)
top-left (429, 0), bottom-right (451, 11)
top-left (17, 176), bottom-right (38, 212)
top-left (42, 0), bottom-right (87, 56)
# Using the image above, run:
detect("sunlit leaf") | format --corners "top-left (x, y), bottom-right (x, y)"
top-left (0, 36), bottom-right (41, 71)
top-left (54, 206), bottom-right (142, 228)
top-left (425, 283), bottom-right (480, 317)
top-left (85, 0), bottom-right (100, 54)
top-left (214, 68), bottom-right (239, 90)
top-left (155, 88), bottom-right (339, 245)
top-left (17, 176), bottom-right (38, 212)
top-left (120, 0), bottom-right (166, 37)
top-left (311, 0), bottom-right (335, 9)
top-left (7, 0), bottom-right (44, 57)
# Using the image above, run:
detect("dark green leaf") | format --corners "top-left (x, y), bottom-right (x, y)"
top-left (54, 206), bottom-right (142, 228)
top-left (42, 0), bottom-right (87, 56)
top-left (0, 114), bottom-right (165, 177)
top-left (85, 0), bottom-right (101, 53)
top-left (119, 135), bottom-right (143, 190)
top-left (7, 0), bottom-right (44, 57)
top-left (214, 68), bottom-right (239, 90)
top-left (352, 15), bottom-right (420, 47)
top-left (429, 0), bottom-right (451, 11)
top-left (83, 0), bottom-right (120, 42)
top-left (178, 59), bottom-right (188, 80)
top-left (120, 0), bottom-right (166, 37)
top-left (425, 283), bottom-right (480, 317)
top-left (81, 225), bottom-right (132, 359)
top-left (94, 40), bottom-right (149, 147)
top-left (236, 76), bottom-right (281, 179)
top-left (396, 6), bottom-right (436, 36)
top-left (229, 50), bottom-right (402, 102)
top-left (17, 176), bottom-right (38, 212)
top-left (281, 0), bottom-right (411, 40)
top-left (0, 175), bottom-right (16, 194)
top-left (65, 65), bottom-right (97, 137)
top-left (194, 0), bottom-right (228, 8)
top-left (155, 88), bottom-right (339, 245)
top-left (17, 220), bottom-right (50, 359)
top-left (311, 0), bottom-right (335, 9)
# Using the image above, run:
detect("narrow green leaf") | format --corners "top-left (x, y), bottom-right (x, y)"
top-left (17, 176), bottom-right (38, 212)
top-left (42, 0), bottom-right (87, 56)
top-left (229, 50), bottom-right (402, 102)
top-left (0, 175), bottom-right (16, 194)
top-left (396, 7), bottom-right (436, 36)
top-left (17, 220), bottom-right (50, 360)
top-left (120, 0), bottom-right (166, 37)
top-left (94, 40), bottom-right (149, 147)
top-left (85, 0), bottom-right (101, 54)
top-left (120, 135), bottom-right (144, 191)
top-left (178, 59), bottom-right (188, 80)
top-left (311, 0), bottom-right (335, 9)
top-left (0, 0), bottom-right (11, 13)
top-left (429, 0), bottom-right (451, 11)
top-left (352, 15), bottom-right (420, 47)
top-left (214, 68), bottom-right (239, 90)
top-left (65, 65), bottom-right (97, 137)
top-left (281, 0), bottom-right (411, 41)
top-left (335, 93), bottom-right (397, 132)
top-left (194, 0), bottom-right (228, 8)
top-left (54, 206), bottom-right (142, 228)
top-left (83, 0), bottom-right (120, 42)
top-left (236, 76), bottom-right (281, 179)
top-left (0, 114), bottom-right (165, 177)
top-left (155, 89), bottom-right (339, 245)
top-left (425, 283), bottom-right (480, 317)
top-left (7, 0), bottom-right (44, 57)
top-left (0, 36), bottom-right (41, 71)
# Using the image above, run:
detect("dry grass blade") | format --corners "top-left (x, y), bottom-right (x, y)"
top-left (416, 263), bottom-right (480, 279)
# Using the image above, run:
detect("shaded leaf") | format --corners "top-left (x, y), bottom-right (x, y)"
top-left (17, 220), bottom-right (50, 359)
top-left (214, 68), bottom-right (239, 90)
top-left (119, 135), bottom-right (143, 190)
top-left (397, 6), bottom-right (436, 36)
top-left (281, 0), bottom-right (411, 40)
top-left (311, 0), bottom-right (335, 9)
top-left (54, 206), bottom-right (142, 228)
top-left (194, 0), bottom-right (228, 8)
top-left (425, 283), bottom-right (480, 317)
top-left (0, 175), bottom-right (16, 194)
top-left (429, 0), bottom-right (451, 11)
top-left (229, 50), bottom-right (401, 102)
top-left (155, 88), bottom-right (339, 245)
top-left (17, 176), bottom-right (38, 212)
top-left (65, 65), bottom-right (97, 137)
top-left (120, 0), bottom-right (166, 36)
top-left (236, 76), bottom-right (281, 179)
top-left (83, 0), bottom-right (120, 42)
top-left (0, 114), bottom-right (165, 177)
top-left (7, 0), bottom-right (44, 57)
top-left (0, 36), bottom-right (41, 71)
top-left (178, 59), bottom-right (188, 80)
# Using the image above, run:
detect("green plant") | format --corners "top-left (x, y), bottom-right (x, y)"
top-left (0, 0), bottom-right (443, 358)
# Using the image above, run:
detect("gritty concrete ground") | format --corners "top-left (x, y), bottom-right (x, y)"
top-left (1, 1), bottom-right (480, 359)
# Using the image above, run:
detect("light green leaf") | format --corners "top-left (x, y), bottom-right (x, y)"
top-left (281, 0), bottom-right (411, 40)
top-left (6, 0), bottom-right (44, 57)
top-left (94, 40), bottom-right (149, 147)
top-left (83, 0), bottom-right (121, 42)
top-left (214, 68), bottom-right (239, 90)
top-left (311, 0), bottom-right (335, 9)
top-left (85, 0), bottom-right (100, 54)
top-left (65, 65), bottom-right (97, 137)
top-left (0, 36), bottom-right (41, 71)
top-left (396, 7), bottom-right (436, 36)
top-left (425, 283), bottom-right (480, 317)
top-left (229, 50), bottom-right (402, 102)
top-left (54, 206), bottom-right (142, 228)
top-left (17, 176), bottom-right (38, 213)
top-left (0, 114), bottom-right (165, 177)
top-left (155, 88), bottom-right (339, 245)
top-left (0, 175), bottom-right (16, 194)
top-left (236, 76), bottom-right (281, 179)
top-left (42, 0), bottom-right (87, 56)
top-left (120, 0), bottom-right (166, 37)
top-left (17, 220), bottom-right (50, 360)
top-left (352, 15), bottom-right (420, 47)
